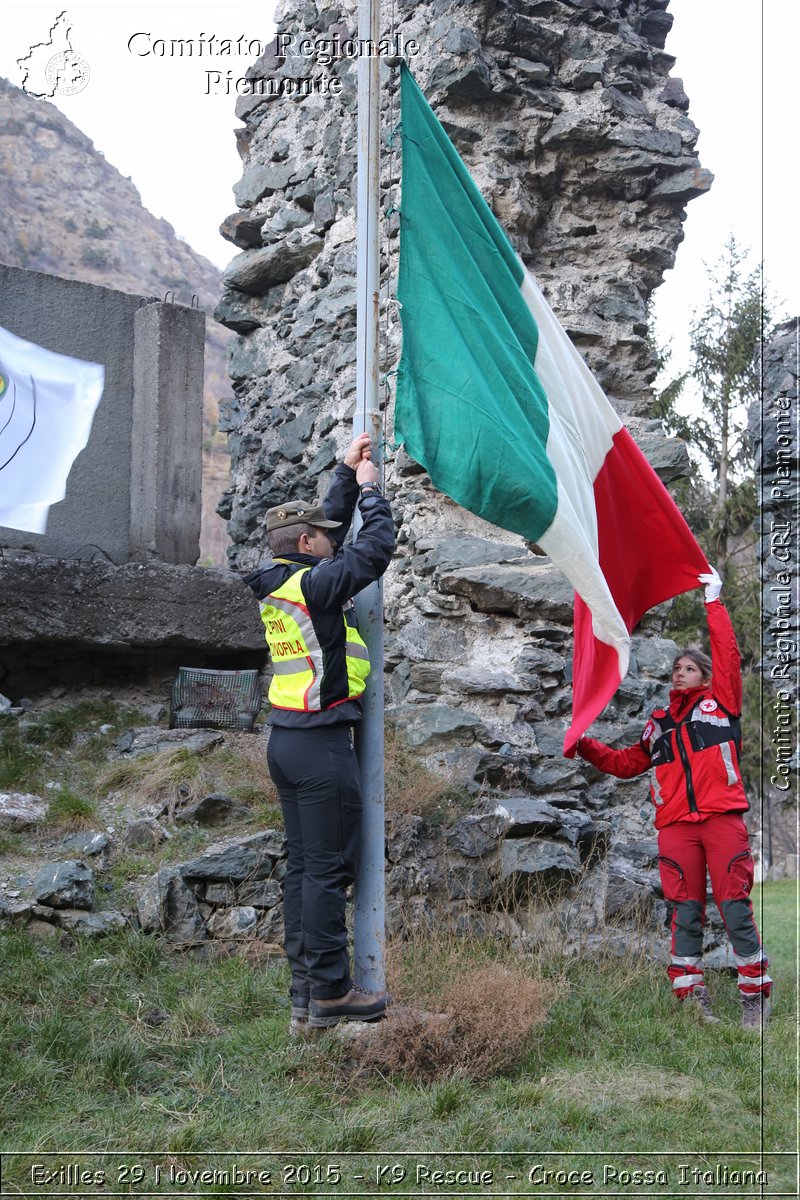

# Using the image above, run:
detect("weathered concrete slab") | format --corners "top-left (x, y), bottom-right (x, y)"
top-left (0, 554), bottom-right (266, 694)
top-left (0, 555), bottom-right (265, 653)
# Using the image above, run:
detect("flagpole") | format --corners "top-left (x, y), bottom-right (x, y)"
top-left (352, 0), bottom-right (386, 994)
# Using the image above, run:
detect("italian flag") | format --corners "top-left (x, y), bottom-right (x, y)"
top-left (394, 65), bottom-right (709, 754)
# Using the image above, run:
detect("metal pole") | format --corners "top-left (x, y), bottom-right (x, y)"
top-left (352, 0), bottom-right (385, 994)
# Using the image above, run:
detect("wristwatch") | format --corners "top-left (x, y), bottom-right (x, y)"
top-left (359, 481), bottom-right (381, 495)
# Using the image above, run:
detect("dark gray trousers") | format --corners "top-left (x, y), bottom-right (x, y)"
top-left (267, 724), bottom-right (362, 1001)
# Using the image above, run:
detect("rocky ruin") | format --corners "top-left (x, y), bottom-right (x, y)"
top-left (0, 3), bottom-right (787, 960)
top-left (210, 0), bottom-right (720, 937)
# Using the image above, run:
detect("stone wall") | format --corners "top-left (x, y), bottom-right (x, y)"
top-left (217, 0), bottom-right (709, 547)
top-left (213, 1), bottom-right (714, 921)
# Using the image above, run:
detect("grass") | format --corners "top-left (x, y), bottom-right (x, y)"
top-left (2, 704), bottom-right (462, 833)
top-left (98, 746), bottom-right (206, 803)
top-left (96, 738), bottom-right (278, 819)
top-left (0, 830), bottom-right (26, 858)
top-left (44, 785), bottom-right (97, 830)
top-left (0, 725), bottom-right (46, 791)
top-left (0, 701), bottom-right (795, 1192)
top-left (0, 883), bottom-right (795, 1194)
top-left (0, 701), bottom-right (145, 795)
top-left (753, 878), bottom-right (798, 973)
top-left (23, 701), bottom-right (144, 749)
top-left (0, 702), bottom-right (279, 852)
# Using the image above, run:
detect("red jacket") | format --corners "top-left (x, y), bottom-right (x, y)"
top-left (577, 601), bottom-right (748, 829)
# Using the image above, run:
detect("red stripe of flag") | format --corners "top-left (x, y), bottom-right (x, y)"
top-left (564, 427), bottom-right (709, 754)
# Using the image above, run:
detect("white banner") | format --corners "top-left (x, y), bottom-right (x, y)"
top-left (0, 324), bottom-right (105, 533)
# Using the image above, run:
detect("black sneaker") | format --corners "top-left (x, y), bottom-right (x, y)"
top-left (308, 987), bottom-right (388, 1028)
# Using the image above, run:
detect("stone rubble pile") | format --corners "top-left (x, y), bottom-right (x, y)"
top-left (0, 836), bottom-right (127, 939)
top-left (0, 717), bottom-right (733, 959)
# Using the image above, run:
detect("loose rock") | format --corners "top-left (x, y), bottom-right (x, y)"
top-left (34, 860), bottom-right (95, 910)
top-left (0, 792), bottom-right (48, 830)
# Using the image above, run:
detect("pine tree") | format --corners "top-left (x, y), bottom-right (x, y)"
top-left (654, 236), bottom-right (768, 588)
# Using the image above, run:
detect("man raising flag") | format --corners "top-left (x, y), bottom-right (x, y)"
top-left (393, 65), bottom-right (709, 753)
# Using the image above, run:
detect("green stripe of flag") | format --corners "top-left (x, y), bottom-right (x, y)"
top-left (395, 64), bottom-right (558, 542)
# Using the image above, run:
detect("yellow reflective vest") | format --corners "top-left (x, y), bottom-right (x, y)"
top-left (259, 566), bottom-right (370, 712)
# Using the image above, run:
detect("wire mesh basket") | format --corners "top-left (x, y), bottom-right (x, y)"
top-left (170, 667), bottom-right (262, 732)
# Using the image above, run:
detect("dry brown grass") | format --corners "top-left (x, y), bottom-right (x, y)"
top-left (348, 924), bottom-right (562, 1083)
top-left (96, 725), bottom-right (461, 825)
top-left (541, 1063), bottom-right (699, 1105)
top-left (384, 727), bottom-right (472, 820)
top-left (96, 737), bottom-right (278, 813)
top-left (350, 963), bottom-right (558, 1083)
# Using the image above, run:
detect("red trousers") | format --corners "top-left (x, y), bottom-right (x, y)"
top-left (657, 813), bottom-right (771, 999)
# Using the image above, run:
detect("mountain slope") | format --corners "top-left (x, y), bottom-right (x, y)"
top-left (0, 76), bottom-right (233, 565)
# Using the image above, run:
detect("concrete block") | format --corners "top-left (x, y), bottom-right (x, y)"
top-left (131, 302), bottom-right (205, 564)
top-left (0, 554), bottom-right (266, 694)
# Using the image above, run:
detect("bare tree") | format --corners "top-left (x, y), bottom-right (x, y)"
top-left (652, 237), bottom-right (774, 802)
top-left (686, 236), bottom-right (767, 562)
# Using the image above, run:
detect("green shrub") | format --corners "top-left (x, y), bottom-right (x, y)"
top-left (45, 786), bottom-right (97, 829)
top-left (85, 218), bottom-right (111, 239)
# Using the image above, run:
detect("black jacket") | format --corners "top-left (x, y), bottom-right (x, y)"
top-left (243, 464), bottom-right (395, 727)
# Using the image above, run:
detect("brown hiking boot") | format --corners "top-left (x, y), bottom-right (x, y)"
top-left (288, 997), bottom-right (309, 1037)
top-left (741, 991), bottom-right (771, 1031)
top-left (686, 985), bottom-right (720, 1024)
top-left (308, 987), bottom-right (388, 1028)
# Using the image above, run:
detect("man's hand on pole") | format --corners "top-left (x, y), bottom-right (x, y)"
top-left (344, 432), bottom-right (372, 469)
top-left (345, 432), bottom-right (380, 486)
top-left (356, 456), bottom-right (380, 486)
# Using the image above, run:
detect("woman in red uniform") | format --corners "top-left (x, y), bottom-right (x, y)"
top-left (576, 569), bottom-right (771, 1029)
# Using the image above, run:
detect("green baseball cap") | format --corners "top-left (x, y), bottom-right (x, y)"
top-left (266, 501), bottom-right (342, 533)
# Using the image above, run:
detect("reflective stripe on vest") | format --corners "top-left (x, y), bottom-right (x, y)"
top-left (718, 741), bottom-right (739, 786)
top-left (259, 568), bottom-right (370, 712)
top-left (266, 590), bottom-right (321, 710)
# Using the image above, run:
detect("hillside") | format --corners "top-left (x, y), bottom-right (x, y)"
top-left (0, 77), bottom-right (233, 565)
